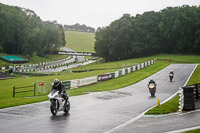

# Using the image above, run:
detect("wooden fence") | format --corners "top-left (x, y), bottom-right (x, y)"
top-left (13, 84), bottom-right (36, 97)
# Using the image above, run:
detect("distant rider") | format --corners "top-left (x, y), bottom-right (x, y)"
top-left (51, 79), bottom-right (68, 101)
top-left (169, 70), bottom-right (174, 75)
top-left (148, 79), bottom-right (156, 85)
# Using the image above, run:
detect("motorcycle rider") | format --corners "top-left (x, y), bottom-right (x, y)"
top-left (169, 70), bottom-right (174, 75)
top-left (148, 79), bottom-right (156, 85)
top-left (51, 79), bottom-right (68, 101)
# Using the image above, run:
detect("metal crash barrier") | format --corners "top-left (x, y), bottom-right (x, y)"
top-left (179, 83), bottom-right (200, 111)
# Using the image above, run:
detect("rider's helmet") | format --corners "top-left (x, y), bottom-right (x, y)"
top-left (54, 79), bottom-right (60, 86)
top-left (170, 70), bottom-right (173, 72)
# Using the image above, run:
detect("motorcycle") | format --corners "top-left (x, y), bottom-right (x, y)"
top-left (48, 89), bottom-right (70, 116)
top-left (169, 73), bottom-right (174, 82)
top-left (148, 83), bottom-right (156, 97)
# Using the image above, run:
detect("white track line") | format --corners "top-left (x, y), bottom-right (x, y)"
top-left (165, 126), bottom-right (200, 133)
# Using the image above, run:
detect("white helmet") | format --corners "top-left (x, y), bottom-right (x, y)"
top-left (54, 79), bottom-right (60, 85)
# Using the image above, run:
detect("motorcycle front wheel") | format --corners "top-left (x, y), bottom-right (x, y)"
top-left (64, 100), bottom-right (70, 113)
top-left (50, 100), bottom-right (58, 116)
top-left (151, 92), bottom-right (155, 97)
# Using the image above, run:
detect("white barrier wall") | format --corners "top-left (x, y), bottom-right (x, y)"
top-left (137, 64), bottom-right (140, 70)
top-left (122, 69), bottom-right (126, 75)
top-left (148, 61), bottom-right (151, 65)
top-left (78, 76), bottom-right (98, 87)
top-left (151, 60), bottom-right (154, 65)
top-left (70, 76), bottom-right (98, 89)
top-left (128, 67), bottom-right (131, 73)
top-left (144, 61), bottom-right (148, 67)
top-left (70, 79), bottom-right (79, 88)
top-left (115, 71), bottom-right (119, 78)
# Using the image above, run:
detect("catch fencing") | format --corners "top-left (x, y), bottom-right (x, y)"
top-left (13, 81), bottom-right (51, 97)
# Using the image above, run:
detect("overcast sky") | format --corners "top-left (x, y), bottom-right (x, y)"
top-left (0, 0), bottom-right (199, 29)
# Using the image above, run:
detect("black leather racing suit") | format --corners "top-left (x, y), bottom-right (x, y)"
top-left (51, 81), bottom-right (68, 101)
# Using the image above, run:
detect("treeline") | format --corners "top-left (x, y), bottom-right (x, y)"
top-left (64, 23), bottom-right (95, 33)
top-left (95, 5), bottom-right (200, 61)
top-left (0, 3), bottom-right (66, 58)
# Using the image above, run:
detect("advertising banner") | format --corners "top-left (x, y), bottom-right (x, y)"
top-left (98, 74), bottom-right (111, 82)
top-left (61, 81), bottom-right (71, 90)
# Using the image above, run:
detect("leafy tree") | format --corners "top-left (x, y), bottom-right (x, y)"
top-left (95, 6), bottom-right (200, 61)
top-left (0, 3), bottom-right (66, 58)
top-left (133, 11), bottom-right (161, 56)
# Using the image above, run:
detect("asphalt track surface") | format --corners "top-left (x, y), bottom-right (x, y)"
top-left (0, 64), bottom-right (197, 133)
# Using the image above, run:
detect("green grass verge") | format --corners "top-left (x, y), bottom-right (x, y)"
top-left (65, 31), bottom-right (95, 53)
top-left (145, 64), bottom-right (200, 115)
top-left (184, 129), bottom-right (200, 133)
top-left (146, 95), bottom-right (179, 114)
top-left (152, 54), bottom-right (200, 63)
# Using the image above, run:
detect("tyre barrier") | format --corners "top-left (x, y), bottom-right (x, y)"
top-left (179, 83), bottom-right (200, 111)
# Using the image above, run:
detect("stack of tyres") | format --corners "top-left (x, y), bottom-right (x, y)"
top-left (183, 86), bottom-right (195, 110)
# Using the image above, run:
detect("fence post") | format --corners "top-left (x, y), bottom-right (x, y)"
top-left (34, 83), bottom-right (36, 96)
top-left (13, 86), bottom-right (15, 97)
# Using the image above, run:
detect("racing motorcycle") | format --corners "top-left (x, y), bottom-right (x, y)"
top-left (48, 89), bottom-right (70, 116)
top-left (169, 73), bottom-right (174, 82)
top-left (148, 83), bottom-right (156, 97)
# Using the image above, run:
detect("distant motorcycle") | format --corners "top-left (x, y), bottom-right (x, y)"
top-left (48, 89), bottom-right (70, 116)
top-left (169, 73), bottom-right (174, 82)
top-left (148, 83), bottom-right (156, 97)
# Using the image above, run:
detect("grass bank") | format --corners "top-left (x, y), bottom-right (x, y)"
top-left (65, 31), bottom-right (95, 53)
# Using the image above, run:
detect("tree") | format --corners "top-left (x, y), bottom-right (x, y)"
top-left (95, 6), bottom-right (200, 61)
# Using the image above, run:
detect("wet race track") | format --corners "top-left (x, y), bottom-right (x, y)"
top-left (0, 64), bottom-right (197, 133)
